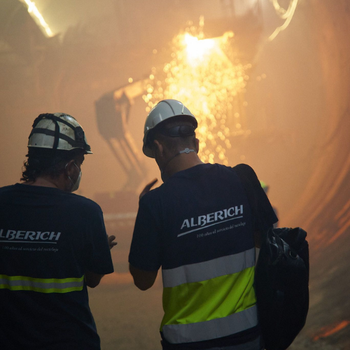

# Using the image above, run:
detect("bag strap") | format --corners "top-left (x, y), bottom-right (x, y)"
top-left (234, 164), bottom-right (276, 232)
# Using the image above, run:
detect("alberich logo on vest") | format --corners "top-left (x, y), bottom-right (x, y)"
top-left (0, 229), bottom-right (61, 242)
top-left (178, 205), bottom-right (244, 237)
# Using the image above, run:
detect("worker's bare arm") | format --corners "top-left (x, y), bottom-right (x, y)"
top-left (129, 264), bottom-right (158, 291)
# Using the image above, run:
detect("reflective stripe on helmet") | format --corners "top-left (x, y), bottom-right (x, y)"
top-left (28, 113), bottom-right (92, 154)
top-left (30, 128), bottom-right (88, 150)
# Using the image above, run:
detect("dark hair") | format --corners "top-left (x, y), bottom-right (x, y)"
top-left (21, 148), bottom-right (84, 183)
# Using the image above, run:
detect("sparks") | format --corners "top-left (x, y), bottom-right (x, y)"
top-left (144, 26), bottom-right (250, 165)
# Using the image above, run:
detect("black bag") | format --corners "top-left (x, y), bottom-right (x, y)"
top-left (255, 227), bottom-right (309, 350)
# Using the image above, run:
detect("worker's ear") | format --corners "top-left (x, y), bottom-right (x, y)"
top-left (153, 139), bottom-right (164, 157)
top-left (64, 159), bottom-right (76, 178)
top-left (195, 138), bottom-right (200, 153)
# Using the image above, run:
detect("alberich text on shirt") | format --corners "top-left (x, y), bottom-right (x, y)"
top-left (0, 229), bottom-right (61, 242)
top-left (179, 205), bottom-right (244, 236)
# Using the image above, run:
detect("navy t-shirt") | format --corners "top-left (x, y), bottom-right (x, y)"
top-left (129, 163), bottom-right (278, 272)
top-left (0, 184), bottom-right (114, 350)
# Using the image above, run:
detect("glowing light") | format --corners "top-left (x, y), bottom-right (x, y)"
top-left (20, 0), bottom-right (54, 37)
top-left (128, 78), bottom-right (133, 83)
top-left (144, 24), bottom-right (251, 165)
top-left (269, 0), bottom-right (299, 41)
top-left (184, 34), bottom-right (215, 62)
top-left (313, 320), bottom-right (350, 341)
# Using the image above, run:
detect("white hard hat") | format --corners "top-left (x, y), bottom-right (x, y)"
top-left (143, 99), bottom-right (197, 158)
top-left (28, 113), bottom-right (92, 154)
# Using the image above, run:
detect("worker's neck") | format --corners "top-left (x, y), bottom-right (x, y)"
top-left (24, 175), bottom-right (66, 191)
top-left (161, 153), bottom-right (203, 182)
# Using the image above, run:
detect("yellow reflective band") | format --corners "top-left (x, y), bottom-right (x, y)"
top-left (161, 266), bottom-right (256, 329)
top-left (0, 274), bottom-right (84, 293)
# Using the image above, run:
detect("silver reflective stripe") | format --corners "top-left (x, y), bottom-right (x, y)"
top-left (0, 274), bottom-right (84, 293)
top-left (162, 305), bottom-right (258, 344)
top-left (1, 279), bottom-right (83, 289)
top-left (162, 248), bottom-right (255, 288)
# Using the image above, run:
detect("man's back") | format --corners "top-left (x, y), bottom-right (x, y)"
top-left (130, 99), bottom-right (278, 349)
top-left (130, 163), bottom-right (277, 348)
top-left (0, 184), bottom-right (113, 350)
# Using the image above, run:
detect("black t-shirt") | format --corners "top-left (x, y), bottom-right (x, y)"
top-left (0, 184), bottom-right (114, 350)
top-left (234, 163), bottom-right (278, 232)
top-left (129, 163), bottom-right (277, 271)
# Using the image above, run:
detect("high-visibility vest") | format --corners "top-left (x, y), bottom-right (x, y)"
top-left (160, 247), bottom-right (258, 344)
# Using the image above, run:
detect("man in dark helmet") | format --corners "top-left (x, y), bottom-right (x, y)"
top-left (129, 100), bottom-right (278, 350)
top-left (0, 113), bottom-right (116, 350)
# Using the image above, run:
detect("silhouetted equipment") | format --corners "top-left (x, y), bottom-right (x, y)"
top-left (95, 81), bottom-right (150, 232)
top-left (95, 80), bottom-right (148, 191)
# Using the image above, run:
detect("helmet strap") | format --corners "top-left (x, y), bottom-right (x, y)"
top-left (31, 113), bottom-right (60, 152)
top-left (29, 114), bottom-right (91, 153)
top-left (52, 119), bottom-right (60, 151)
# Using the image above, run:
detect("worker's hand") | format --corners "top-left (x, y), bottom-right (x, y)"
top-left (139, 178), bottom-right (158, 199)
top-left (108, 235), bottom-right (117, 250)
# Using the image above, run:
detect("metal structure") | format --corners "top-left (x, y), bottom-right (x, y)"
top-left (95, 80), bottom-right (149, 191)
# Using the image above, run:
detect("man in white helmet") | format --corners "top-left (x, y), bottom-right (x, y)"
top-left (0, 113), bottom-right (116, 350)
top-left (129, 100), bottom-right (278, 350)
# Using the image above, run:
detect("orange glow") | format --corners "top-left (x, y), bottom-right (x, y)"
top-left (184, 33), bottom-right (215, 62)
top-left (313, 320), bottom-right (350, 341)
top-left (20, 0), bottom-right (54, 37)
top-left (144, 25), bottom-right (251, 165)
top-left (100, 272), bottom-right (133, 285)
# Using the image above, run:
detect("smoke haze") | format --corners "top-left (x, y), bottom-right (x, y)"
top-left (1, 0), bottom-right (349, 349)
